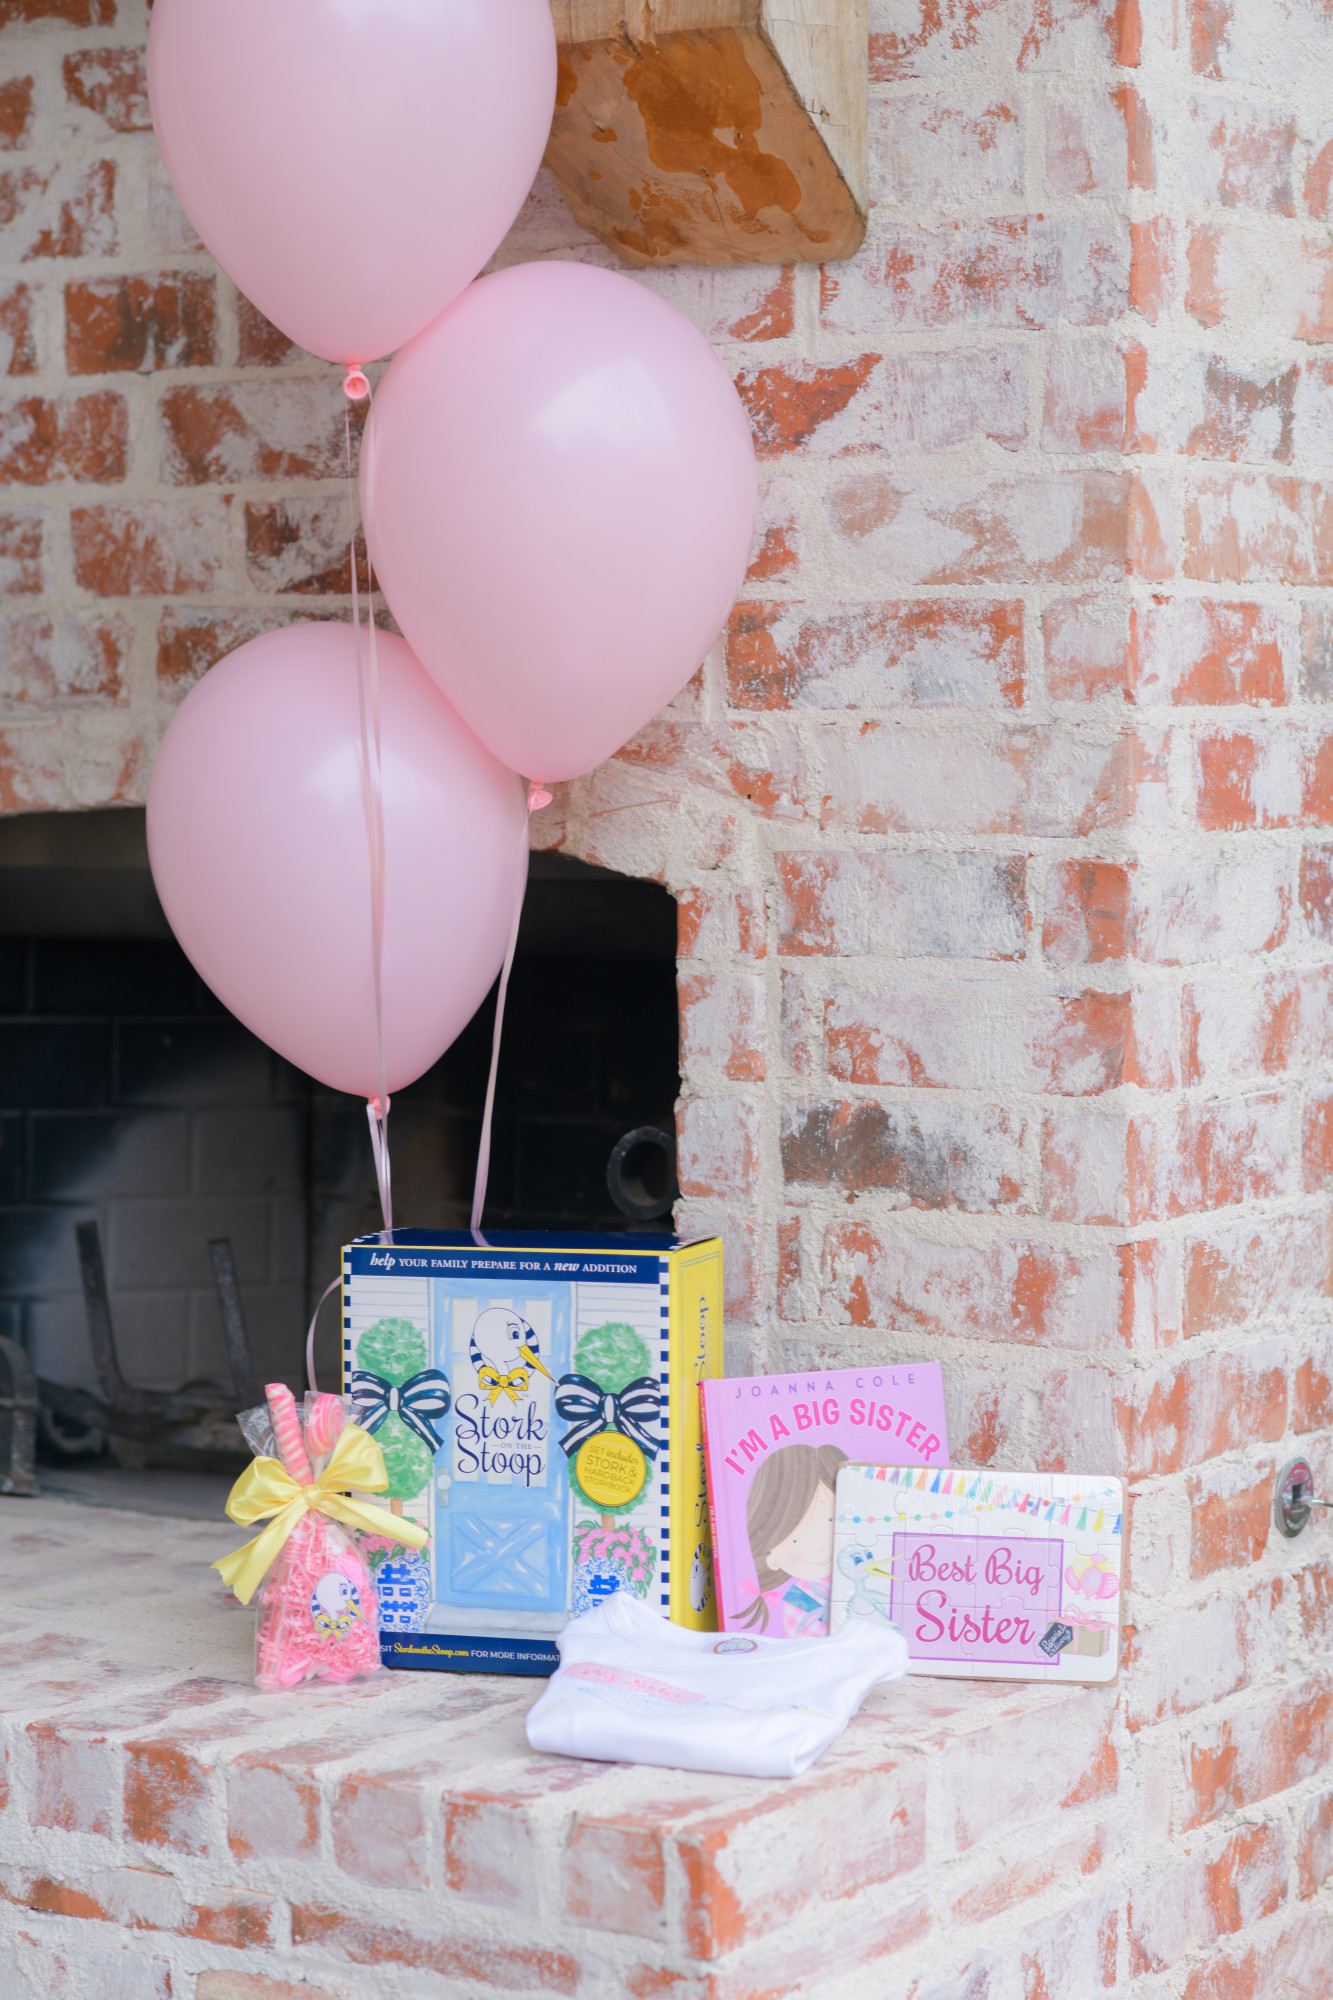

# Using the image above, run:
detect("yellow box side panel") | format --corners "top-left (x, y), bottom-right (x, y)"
top-left (667, 1238), bottom-right (724, 1629)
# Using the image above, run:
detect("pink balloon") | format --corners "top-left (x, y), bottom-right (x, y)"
top-left (361, 262), bottom-right (757, 783)
top-left (147, 624), bottom-right (526, 1098)
top-left (148, 0), bottom-right (556, 365)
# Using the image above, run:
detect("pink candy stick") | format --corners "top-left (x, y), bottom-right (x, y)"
top-left (305, 1393), bottom-right (346, 1458)
top-left (265, 1381), bottom-right (312, 1487)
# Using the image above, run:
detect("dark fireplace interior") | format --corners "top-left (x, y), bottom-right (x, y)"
top-left (0, 810), bottom-right (679, 1477)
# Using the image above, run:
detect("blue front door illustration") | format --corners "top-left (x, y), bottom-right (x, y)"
top-left (432, 1283), bottom-right (571, 1615)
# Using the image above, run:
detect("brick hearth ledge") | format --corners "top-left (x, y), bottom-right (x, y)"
top-left (0, 1495), bottom-right (1151, 2000)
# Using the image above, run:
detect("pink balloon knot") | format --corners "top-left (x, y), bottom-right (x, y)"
top-left (368, 1094), bottom-right (391, 1119)
top-left (343, 368), bottom-right (370, 401)
top-left (526, 784), bottom-right (553, 812)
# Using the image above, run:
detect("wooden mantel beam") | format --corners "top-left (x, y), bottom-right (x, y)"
top-left (544, 1), bottom-right (868, 268)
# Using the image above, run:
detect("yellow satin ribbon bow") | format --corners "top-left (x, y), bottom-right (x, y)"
top-left (213, 1422), bottom-right (429, 1606)
top-left (477, 1363), bottom-right (532, 1406)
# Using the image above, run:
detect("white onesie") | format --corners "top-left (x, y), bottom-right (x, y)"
top-left (525, 1594), bottom-right (908, 1779)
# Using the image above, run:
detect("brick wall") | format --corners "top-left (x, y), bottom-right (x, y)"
top-left (2, 0), bottom-right (1333, 1989)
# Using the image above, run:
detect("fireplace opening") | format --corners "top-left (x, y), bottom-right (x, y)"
top-left (0, 810), bottom-right (680, 1494)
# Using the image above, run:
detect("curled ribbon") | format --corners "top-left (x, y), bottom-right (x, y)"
top-left (347, 1367), bottom-right (452, 1451)
top-left (213, 1423), bottom-right (428, 1606)
top-left (554, 1373), bottom-right (661, 1462)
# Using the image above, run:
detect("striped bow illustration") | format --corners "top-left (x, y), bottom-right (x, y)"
top-left (347, 1368), bottom-right (452, 1452)
top-left (553, 1374), bottom-right (661, 1461)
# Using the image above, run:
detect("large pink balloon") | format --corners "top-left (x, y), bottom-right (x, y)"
top-left (148, 0), bottom-right (556, 365)
top-left (147, 625), bottom-right (526, 1098)
top-left (361, 262), bottom-right (758, 783)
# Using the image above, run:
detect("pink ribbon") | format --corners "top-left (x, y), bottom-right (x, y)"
top-left (469, 782), bottom-right (551, 1244)
top-left (345, 389), bottom-right (391, 1239)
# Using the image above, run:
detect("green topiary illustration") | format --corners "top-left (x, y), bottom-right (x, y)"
top-left (357, 1316), bottom-right (434, 1503)
top-left (567, 1321), bottom-right (655, 1518)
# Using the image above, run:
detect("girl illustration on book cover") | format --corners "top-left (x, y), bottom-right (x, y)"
top-left (735, 1443), bottom-right (848, 1636)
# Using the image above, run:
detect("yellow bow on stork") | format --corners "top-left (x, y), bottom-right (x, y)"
top-left (213, 1422), bottom-right (428, 1605)
top-left (478, 1346), bottom-right (554, 1406)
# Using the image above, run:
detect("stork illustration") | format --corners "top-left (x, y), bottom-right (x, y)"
top-left (469, 1306), bottom-right (554, 1405)
top-left (837, 1544), bottom-right (901, 1627)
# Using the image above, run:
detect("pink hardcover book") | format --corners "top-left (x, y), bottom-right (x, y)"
top-left (699, 1365), bottom-right (950, 1636)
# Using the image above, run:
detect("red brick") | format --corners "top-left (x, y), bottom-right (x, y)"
top-left (936, 1691), bottom-right (1116, 1855)
top-left (226, 1753), bottom-right (318, 1862)
top-left (244, 499), bottom-right (365, 597)
top-left (290, 1904), bottom-right (580, 1992)
top-left (197, 1979), bottom-right (339, 2000)
top-left (25, 1719), bottom-right (116, 1836)
top-left (1305, 1085), bottom-right (1333, 1192)
top-left (819, 722), bottom-right (1166, 838)
top-left (1195, 724), bottom-right (1333, 829)
top-left (63, 48), bottom-right (149, 133)
top-left (0, 75), bottom-right (32, 152)
top-left (0, 390), bottom-right (125, 483)
top-left (1047, 87), bottom-right (1148, 194)
top-left (676, 885), bottom-right (765, 962)
top-left (1308, 138), bottom-right (1333, 221)
top-left (1142, 597), bottom-right (1286, 704)
top-left (776, 1208), bottom-right (804, 1320)
top-left (821, 1224), bottom-right (1164, 1350)
top-left (781, 1097), bottom-right (1026, 1211)
top-left (614, 714), bottom-right (805, 824)
top-left (826, 470), bottom-right (1129, 585)
top-left (1130, 216), bottom-right (1175, 322)
top-left (875, 92), bottom-right (1023, 203)
top-left (1132, 349), bottom-right (1297, 461)
top-left (1183, 99), bottom-right (1294, 215)
top-left (1184, 1209), bottom-right (1333, 1335)
top-left (444, 1794), bottom-right (538, 1909)
top-left (1044, 1093), bottom-right (1289, 1224)
top-left (673, 1756), bottom-right (926, 1958)
top-left (0, 281), bottom-right (34, 376)
top-left (1187, 1459), bottom-right (1273, 1576)
top-left (3, 1861), bottom-right (279, 1949)
top-left (1042, 339), bottom-right (1126, 450)
top-left (1088, 1350), bottom-right (1285, 1478)
top-left (1295, 1789), bottom-right (1333, 1897)
top-left (155, 608), bottom-right (282, 694)
top-left (123, 1737), bottom-right (213, 1856)
top-left (954, 1366), bottom-right (1030, 1465)
top-left (1128, 854), bottom-right (1290, 965)
top-left (563, 1815), bottom-right (666, 1937)
top-left (332, 1769), bottom-right (428, 1890)
top-left (1301, 845), bottom-right (1333, 939)
top-left (0, 0), bottom-right (113, 18)
top-left (820, 218), bottom-right (1128, 334)
top-left (1044, 860), bottom-right (1130, 963)
top-left (73, 501), bottom-right (229, 596)
top-left (825, 980), bottom-right (1174, 1095)
top-left (1181, 1675), bottom-right (1333, 1830)
top-left (679, 1208), bottom-right (759, 1324)
top-left (778, 965), bottom-right (809, 1075)
top-left (0, 509), bottom-right (41, 594)
top-left (1128, 1821), bottom-right (1287, 1976)
top-left (1184, 224), bottom-right (1333, 343)
top-left (728, 599), bottom-right (1023, 711)
top-left (777, 850), bottom-right (1028, 960)
top-left (677, 1097), bottom-right (759, 1201)
top-left (0, 158), bottom-right (116, 261)
top-left (679, 973), bottom-right (765, 1083)
top-left (1179, 1909), bottom-right (1333, 2000)
top-left (1020, 0), bottom-right (1141, 69)
top-left (0, 611), bottom-right (128, 707)
top-left (740, 347), bottom-right (1026, 458)
top-left (1183, 967), bottom-right (1320, 1084)
top-left (1123, 1579), bottom-right (1271, 1728)
top-left (1020, 1888), bottom-right (1119, 1997)
top-left (163, 383), bottom-right (352, 484)
top-left (0, 719), bottom-right (62, 808)
top-left (66, 273), bottom-right (216, 374)
top-left (951, 1828), bottom-right (1103, 1926)
top-left (745, 475), bottom-right (801, 582)
top-left (1293, 1333), bottom-right (1333, 1430)
top-left (236, 295), bottom-right (297, 368)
